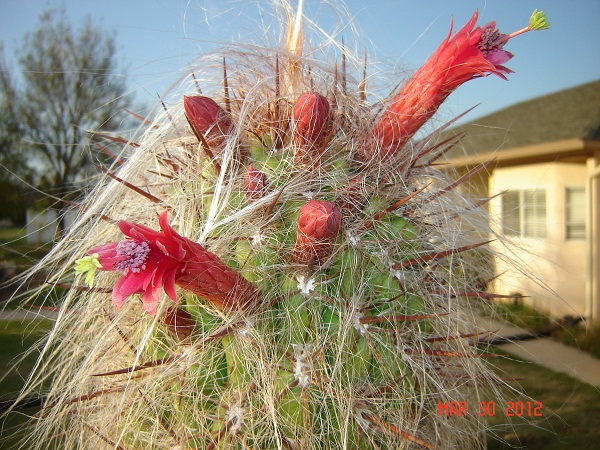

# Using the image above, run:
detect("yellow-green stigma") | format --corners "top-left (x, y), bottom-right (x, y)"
top-left (74, 253), bottom-right (102, 288)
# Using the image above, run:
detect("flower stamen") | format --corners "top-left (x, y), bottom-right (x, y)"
top-left (477, 26), bottom-right (506, 57)
top-left (114, 240), bottom-right (150, 274)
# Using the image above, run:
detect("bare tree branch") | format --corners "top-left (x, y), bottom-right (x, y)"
top-left (0, 9), bottom-right (130, 231)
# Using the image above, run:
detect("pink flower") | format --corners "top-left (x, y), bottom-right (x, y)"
top-left (292, 92), bottom-right (332, 164)
top-left (88, 211), bottom-right (259, 315)
top-left (184, 95), bottom-right (232, 146)
top-left (371, 11), bottom-right (527, 159)
top-left (292, 200), bottom-right (342, 265)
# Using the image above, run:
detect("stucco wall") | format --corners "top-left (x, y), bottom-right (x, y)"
top-left (489, 162), bottom-right (587, 317)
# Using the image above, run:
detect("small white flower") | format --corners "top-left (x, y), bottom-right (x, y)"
top-left (226, 404), bottom-right (246, 435)
top-left (293, 344), bottom-right (312, 389)
top-left (297, 274), bottom-right (316, 295)
top-left (250, 232), bottom-right (266, 247)
top-left (392, 269), bottom-right (405, 282)
top-left (347, 230), bottom-right (360, 247)
top-left (352, 310), bottom-right (369, 335)
top-left (237, 318), bottom-right (255, 338)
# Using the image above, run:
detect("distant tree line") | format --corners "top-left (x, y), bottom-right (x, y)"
top-left (0, 9), bottom-right (130, 230)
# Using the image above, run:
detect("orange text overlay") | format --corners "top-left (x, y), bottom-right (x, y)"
top-left (437, 401), bottom-right (543, 417)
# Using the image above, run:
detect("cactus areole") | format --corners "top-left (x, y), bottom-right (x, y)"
top-left (30, 4), bottom-right (549, 450)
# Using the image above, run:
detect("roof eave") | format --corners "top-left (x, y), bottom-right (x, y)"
top-left (446, 138), bottom-right (599, 169)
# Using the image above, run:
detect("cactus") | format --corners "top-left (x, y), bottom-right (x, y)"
top-left (13, 3), bottom-right (548, 449)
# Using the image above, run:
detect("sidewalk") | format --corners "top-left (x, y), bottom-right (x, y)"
top-left (477, 316), bottom-right (600, 388)
top-left (0, 308), bottom-right (59, 321)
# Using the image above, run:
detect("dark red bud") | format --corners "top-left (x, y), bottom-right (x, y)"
top-left (184, 95), bottom-right (232, 145)
top-left (163, 307), bottom-right (196, 339)
top-left (243, 165), bottom-right (270, 202)
top-left (292, 92), bottom-right (331, 163)
top-left (293, 199), bottom-right (342, 265)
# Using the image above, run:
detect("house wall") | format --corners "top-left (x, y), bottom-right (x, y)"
top-left (25, 209), bottom-right (77, 244)
top-left (588, 151), bottom-right (600, 322)
top-left (489, 162), bottom-right (587, 317)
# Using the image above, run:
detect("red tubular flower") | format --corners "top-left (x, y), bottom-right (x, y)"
top-left (292, 199), bottom-right (342, 265)
top-left (184, 95), bottom-right (232, 146)
top-left (372, 11), bottom-right (518, 160)
top-left (292, 92), bottom-right (332, 164)
top-left (243, 164), bottom-right (270, 202)
top-left (88, 211), bottom-right (259, 315)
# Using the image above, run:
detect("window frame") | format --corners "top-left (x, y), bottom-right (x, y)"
top-left (501, 188), bottom-right (547, 239)
top-left (565, 186), bottom-right (586, 241)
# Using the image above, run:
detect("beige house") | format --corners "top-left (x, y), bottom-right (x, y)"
top-left (445, 80), bottom-right (600, 321)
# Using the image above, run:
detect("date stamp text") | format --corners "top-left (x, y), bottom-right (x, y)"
top-left (437, 401), bottom-right (543, 417)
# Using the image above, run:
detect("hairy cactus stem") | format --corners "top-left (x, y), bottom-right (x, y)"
top-left (310, 124), bottom-right (336, 172)
top-left (91, 139), bottom-right (124, 165)
top-left (95, 164), bottom-right (163, 204)
top-left (356, 183), bottom-right (430, 232)
top-left (51, 282), bottom-right (113, 293)
top-left (90, 130), bottom-right (140, 148)
top-left (262, 185), bottom-right (286, 221)
top-left (83, 424), bottom-right (125, 450)
top-left (18, 5), bottom-right (551, 449)
top-left (360, 411), bottom-right (437, 450)
top-left (407, 131), bottom-right (467, 171)
top-left (222, 56), bottom-right (231, 115)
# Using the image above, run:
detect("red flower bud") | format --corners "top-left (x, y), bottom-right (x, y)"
top-left (292, 200), bottom-right (342, 265)
top-left (163, 306), bottom-right (196, 339)
top-left (243, 165), bottom-right (270, 202)
top-left (184, 95), bottom-right (232, 146)
top-left (292, 92), bottom-right (331, 164)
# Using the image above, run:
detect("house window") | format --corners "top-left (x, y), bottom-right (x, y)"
top-left (501, 189), bottom-right (546, 238)
top-left (501, 191), bottom-right (521, 236)
top-left (565, 187), bottom-right (586, 240)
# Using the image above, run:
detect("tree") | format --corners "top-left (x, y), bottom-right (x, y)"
top-left (0, 54), bottom-right (39, 226)
top-left (0, 95), bottom-right (30, 225)
top-left (0, 10), bottom-right (130, 233)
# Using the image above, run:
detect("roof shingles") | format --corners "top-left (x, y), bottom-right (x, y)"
top-left (445, 80), bottom-right (600, 159)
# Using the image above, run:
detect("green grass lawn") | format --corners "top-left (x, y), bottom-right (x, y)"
top-left (485, 350), bottom-right (600, 450)
top-left (1, 226), bottom-right (55, 311)
top-left (0, 320), bottom-right (52, 397)
top-left (0, 319), bottom-right (52, 449)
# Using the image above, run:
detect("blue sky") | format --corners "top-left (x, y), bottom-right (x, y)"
top-left (1, 0), bottom-right (599, 123)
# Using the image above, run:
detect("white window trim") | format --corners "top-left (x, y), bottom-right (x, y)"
top-left (565, 186), bottom-right (586, 241)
